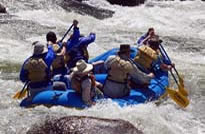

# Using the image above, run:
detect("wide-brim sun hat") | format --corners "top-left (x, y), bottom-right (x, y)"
top-left (73, 59), bottom-right (93, 74)
top-left (33, 41), bottom-right (48, 55)
top-left (118, 44), bottom-right (131, 54)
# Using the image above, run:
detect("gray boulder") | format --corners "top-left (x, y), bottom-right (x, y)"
top-left (59, 0), bottom-right (114, 19)
top-left (106, 0), bottom-right (145, 6)
top-left (0, 3), bottom-right (6, 13)
top-left (27, 116), bottom-right (143, 134)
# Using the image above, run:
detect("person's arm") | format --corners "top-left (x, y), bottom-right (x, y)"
top-left (129, 62), bottom-right (154, 84)
top-left (60, 46), bottom-right (66, 55)
top-left (137, 34), bottom-right (146, 45)
top-left (19, 58), bottom-right (30, 82)
top-left (66, 27), bottom-right (80, 50)
top-left (104, 55), bottom-right (116, 70)
top-left (141, 35), bottom-right (151, 45)
top-left (56, 42), bottom-right (66, 55)
top-left (81, 78), bottom-right (94, 106)
top-left (78, 33), bottom-right (96, 47)
top-left (44, 45), bottom-right (56, 68)
top-left (157, 54), bottom-right (174, 71)
top-left (160, 63), bottom-right (174, 71)
top-left (66, 20), bottom-right (80, 50)
top-left (71, 27), bottom-right (80, 42)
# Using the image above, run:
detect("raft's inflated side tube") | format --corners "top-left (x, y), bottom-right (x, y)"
top-left (20, 47), bottom-right (168, 108)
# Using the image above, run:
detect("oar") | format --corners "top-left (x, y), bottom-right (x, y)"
top-left (156, 78), bottom-right (189, 108)
top-left (159, 43), bottom-right (188, 97)
top-left (13, 81), bottom-right (29, 99)
top-left (129, 58), bottom-right (189, 108)
top-left (166, 87), bottom-right (189, 108)
top-left (59, 24), bottom-right (74, 43)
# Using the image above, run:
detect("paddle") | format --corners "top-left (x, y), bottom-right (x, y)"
top-left (59, 24), bottom-right (74, 43)
top-left (159, 43), bottom-right (188, 97)
top-left (166, 87), bottom-right (189, 108)
top-left (129, 58), bottom-right (189, 108)
top-left (13, 81), bottom-right (29, 99)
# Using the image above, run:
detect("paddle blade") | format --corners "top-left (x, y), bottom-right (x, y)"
top-left (167, 88), bottom-right (189, 108)
top-left (13, 90), bottom-right (27, 99)
top-left (178, 84), bottom-right (188, 97)
top-left (178, 75), bottom-right (189, 97)
top-left (13, 91), bottom-right (21, 99)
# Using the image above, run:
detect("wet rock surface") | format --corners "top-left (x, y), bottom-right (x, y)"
top-left (106, 0), bottom-right (145, 6)
top-left (0, 3), bottom-right (6, 13)
top-left (60, 0), bottom-right (114, 19)
top-left (27, 116), bottom-right (143, 134)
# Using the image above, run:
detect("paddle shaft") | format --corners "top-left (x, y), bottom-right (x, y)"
top-left (128, 58), bottom-right (150, 74)
top-left (159, 43), bottom-right (180, 78)
top-left (159, 43), bottom-right (189, 97)
top-left (159, 44), bottom-right (180, 84)
top-left (59, 24), bottom-right (73, 43)
top-left (19, 81), bottom-right (29, 95)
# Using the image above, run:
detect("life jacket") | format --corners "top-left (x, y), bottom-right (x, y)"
top-left (82, 46), bottom-right (89, 61)
top-left (65, 46), bottom-right (89, 68)
top-left (64, 52), bottom-right (71, 64)
top-left (24, 57), bottom-right (48, 83)
top-left (52, 44), bottom-right (65, 69)
top-left (71, 74), bottom-right (96, 94)
top-left (134, 45), bottom-right (158, 70)
top-left (107, 56), bottom-right (132, 83)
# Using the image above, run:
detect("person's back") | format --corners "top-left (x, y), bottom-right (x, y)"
top-left (20, 41), bottom-right (55, 99)
top-left (103, 44), bottom-right (152, 98)
top-left (134, 45), bottom-right (158, 73)
top-left (105, 55), bottom-right (132, 83)
top-left (70, 60), bottom-right (103, 106)
top-left (134, 36), bottom-right (173, 74)
top-left (46, 31), bottom-right (67, 76)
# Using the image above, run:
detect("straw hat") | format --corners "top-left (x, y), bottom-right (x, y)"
top-left (73, 60), bottom-right (93, 74)
top-left (33, 41), bottom-right (48, 55)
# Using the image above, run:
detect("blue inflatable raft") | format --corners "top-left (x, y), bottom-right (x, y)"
top-left (20, 47), bottom-right (169, 108)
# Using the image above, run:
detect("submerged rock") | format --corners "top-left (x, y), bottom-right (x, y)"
top-left (106, 0), bottom-right (145, 6)
top-left (60, 0), bottom-right (114, 19)
top-left (0, 3), bottom-right (6, 13)
top-left (27, 116), bottom-right (143, 134)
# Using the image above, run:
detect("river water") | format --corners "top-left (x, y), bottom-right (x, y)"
top-left (0, 0), bottom-right (205, 133)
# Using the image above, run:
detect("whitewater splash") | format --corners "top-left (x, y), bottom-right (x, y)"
top-left (0, 0), bottom-right (205, 133)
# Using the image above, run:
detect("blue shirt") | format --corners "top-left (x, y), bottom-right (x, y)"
top-left (66, 27), bottom-right (95, 52)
